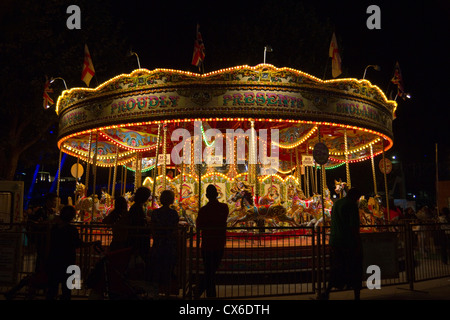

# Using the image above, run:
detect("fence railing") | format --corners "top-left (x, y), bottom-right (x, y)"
top-left (0, 221), bottom-right (449, 299)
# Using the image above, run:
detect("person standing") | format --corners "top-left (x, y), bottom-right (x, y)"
top-left (127, 187), bottom-right (152, 280)
top-left (150, 190), bottom-right (180, 295)
top-left (27, 193), bottom-right (58, 273)
top-left (320, 187), bottom-right (363, 300)
top-left (45, 205), bottom-right (100, 300)
top-left (196, 185), bottom-right (229, 298)
top-left (103, 196), bottom-right (130, 252)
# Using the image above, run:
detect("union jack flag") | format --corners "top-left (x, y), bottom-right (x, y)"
top-left (43, 77), bottom-right (54, 109)
top-left (191, 24), bottom-right (205, 71)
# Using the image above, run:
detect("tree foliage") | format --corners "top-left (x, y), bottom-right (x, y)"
top-left (0, 0), bottom-right (129, 180)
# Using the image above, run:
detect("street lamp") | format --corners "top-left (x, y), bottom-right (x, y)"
top-left (264, 45), bottom-right (273, 64)
top-left (128, 50), bottom-right (141, 69)
top-left (394, 92), bottom-right (412, 101)
top-left (362, 65), bottom-right (380, 79)
top-left (50, 77), bottom-right (68, 90)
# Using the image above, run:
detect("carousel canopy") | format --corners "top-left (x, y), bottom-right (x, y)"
top-left (55, 64), bottom-right (397, 172)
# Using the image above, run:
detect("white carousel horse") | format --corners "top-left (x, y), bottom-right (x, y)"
top-left (303, 189), bottom-right (333, 229)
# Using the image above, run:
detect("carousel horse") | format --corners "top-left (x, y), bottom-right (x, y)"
top-left (73, 183), bottom-right (101, 222)
top-left (303, 190), bottom-right (333, 229)
top-left (226, 189), bottom-right (299, 228)
top-left (334, 179), bottom-right (348, 198)
top-left (99, 189), bottom-right (114, 217)
top-left (368, 195), bottom-right (385, 224)
top-left (286, 186), bottom-right (308, 224)
top-left (227, 181), bottom-right (254, 219)
top-left (358, 196), bottom-right (374, 226)
top-left (179, 193), bottom-right (199, 226)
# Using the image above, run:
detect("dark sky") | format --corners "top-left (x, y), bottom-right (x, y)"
top-left (109, 0), bottom-right (450, 199)
top-left (110, 0), bottom-right (450, 162)
top-left (6, 0), bottom-right (449, 202)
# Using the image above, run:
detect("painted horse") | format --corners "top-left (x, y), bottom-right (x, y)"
top-left (285, 186), bottom-right (309, 224)
top-left (226, 189), bottom-right (299, 227)
top-left (303, 191), bottom-right (333, 229)
top-left (73, 183), bottom-right (101, 222)
top-left (334, 179), bottom-right (348, 198)
top-left (179, 193), bottom-right (199, 226)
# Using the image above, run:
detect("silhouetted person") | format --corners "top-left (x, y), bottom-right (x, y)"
top-left (196, 184), bottom-right (229, 298)
top-left (45, 205), bottom-right (100, 300)
top-left (150, 190), bottom-right (179, 295)
top-left (103, 196), bottom-right (128, 225)
top-left (103, 197), bottom-right (130, 252)
top-left (320, 187), bottom-right (363, 300)
top-left (27, 192), bottom-right (58, 273)
top-left (127, 187), bottom-right (151, 263)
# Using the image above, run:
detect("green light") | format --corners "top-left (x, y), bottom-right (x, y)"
top-left (201, 124), bottom-right (215, 147)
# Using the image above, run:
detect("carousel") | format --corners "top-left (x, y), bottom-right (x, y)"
top-left (54, 64), bottom-right (396, 230)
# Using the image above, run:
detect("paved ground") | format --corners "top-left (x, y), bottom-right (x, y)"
top-left (245, 277), bottom-right (450, 300)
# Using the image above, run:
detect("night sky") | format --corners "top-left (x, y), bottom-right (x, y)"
top-left (4, 0), bottom-right (450, 205)
top-left (111, 0), bottom-right (450, 160)
top-left (112, 0), bottom-right (450, 200)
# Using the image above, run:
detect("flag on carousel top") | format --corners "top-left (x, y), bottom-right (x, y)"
top-left (43, 76), bottom-right (54, 109)
top-left (81, 44), bottom-right (95, 87)
top-left (391, 61), bottom-right (405, 100)
top-left (328, 32), bottom-right (342, 78)
top-left (192, 24), bottom-right (205, 72)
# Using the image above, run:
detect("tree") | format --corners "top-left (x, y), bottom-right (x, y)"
top-left (0, 0), bottom-right (129, 181)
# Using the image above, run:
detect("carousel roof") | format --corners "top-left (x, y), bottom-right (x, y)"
top-left (55, 64), bottom-right (397, 173)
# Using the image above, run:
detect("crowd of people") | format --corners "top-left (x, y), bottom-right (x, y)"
top-left (6, 184), bottom-right (229, 300)
top-left (5, 184), bottom-right (450, 300)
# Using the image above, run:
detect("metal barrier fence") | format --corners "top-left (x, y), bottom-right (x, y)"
top-left (0, 221), bottom-right (449, 299)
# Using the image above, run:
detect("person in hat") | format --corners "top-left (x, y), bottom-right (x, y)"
top-left (196, 184), bottom-right (229, 298)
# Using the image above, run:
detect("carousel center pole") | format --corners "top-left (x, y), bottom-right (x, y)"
top-left (295, 147), bottom-right (302, 192)
top-left (111, 146), bottom-right (119, 199)
top-left (91, 130), bottom-right (99, 221)
top-left (344, 128), bottom-right (351, 189)
top-left (75, 157), bottom-right (80, 203)
top-left (370, 144), bottom-right (378, 195)
top-left (196, 122), bottom-right (203, 213)
top-left (162, 124), bottom-right (168, 191)
top-left (85, 131), bottom-right (93, 197)
top-left (178, 124), bottom-right (187, 205)
top-left (152, 123), bottom-right (162, 208)
top-left (249, 119), bottom-right (258, 203)
top-left (381, 138), bottom-right (390, 220)
top-left (318, 126), bottom-right (327, 295)
top-left (134, 151), bottom-right (142, 193)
